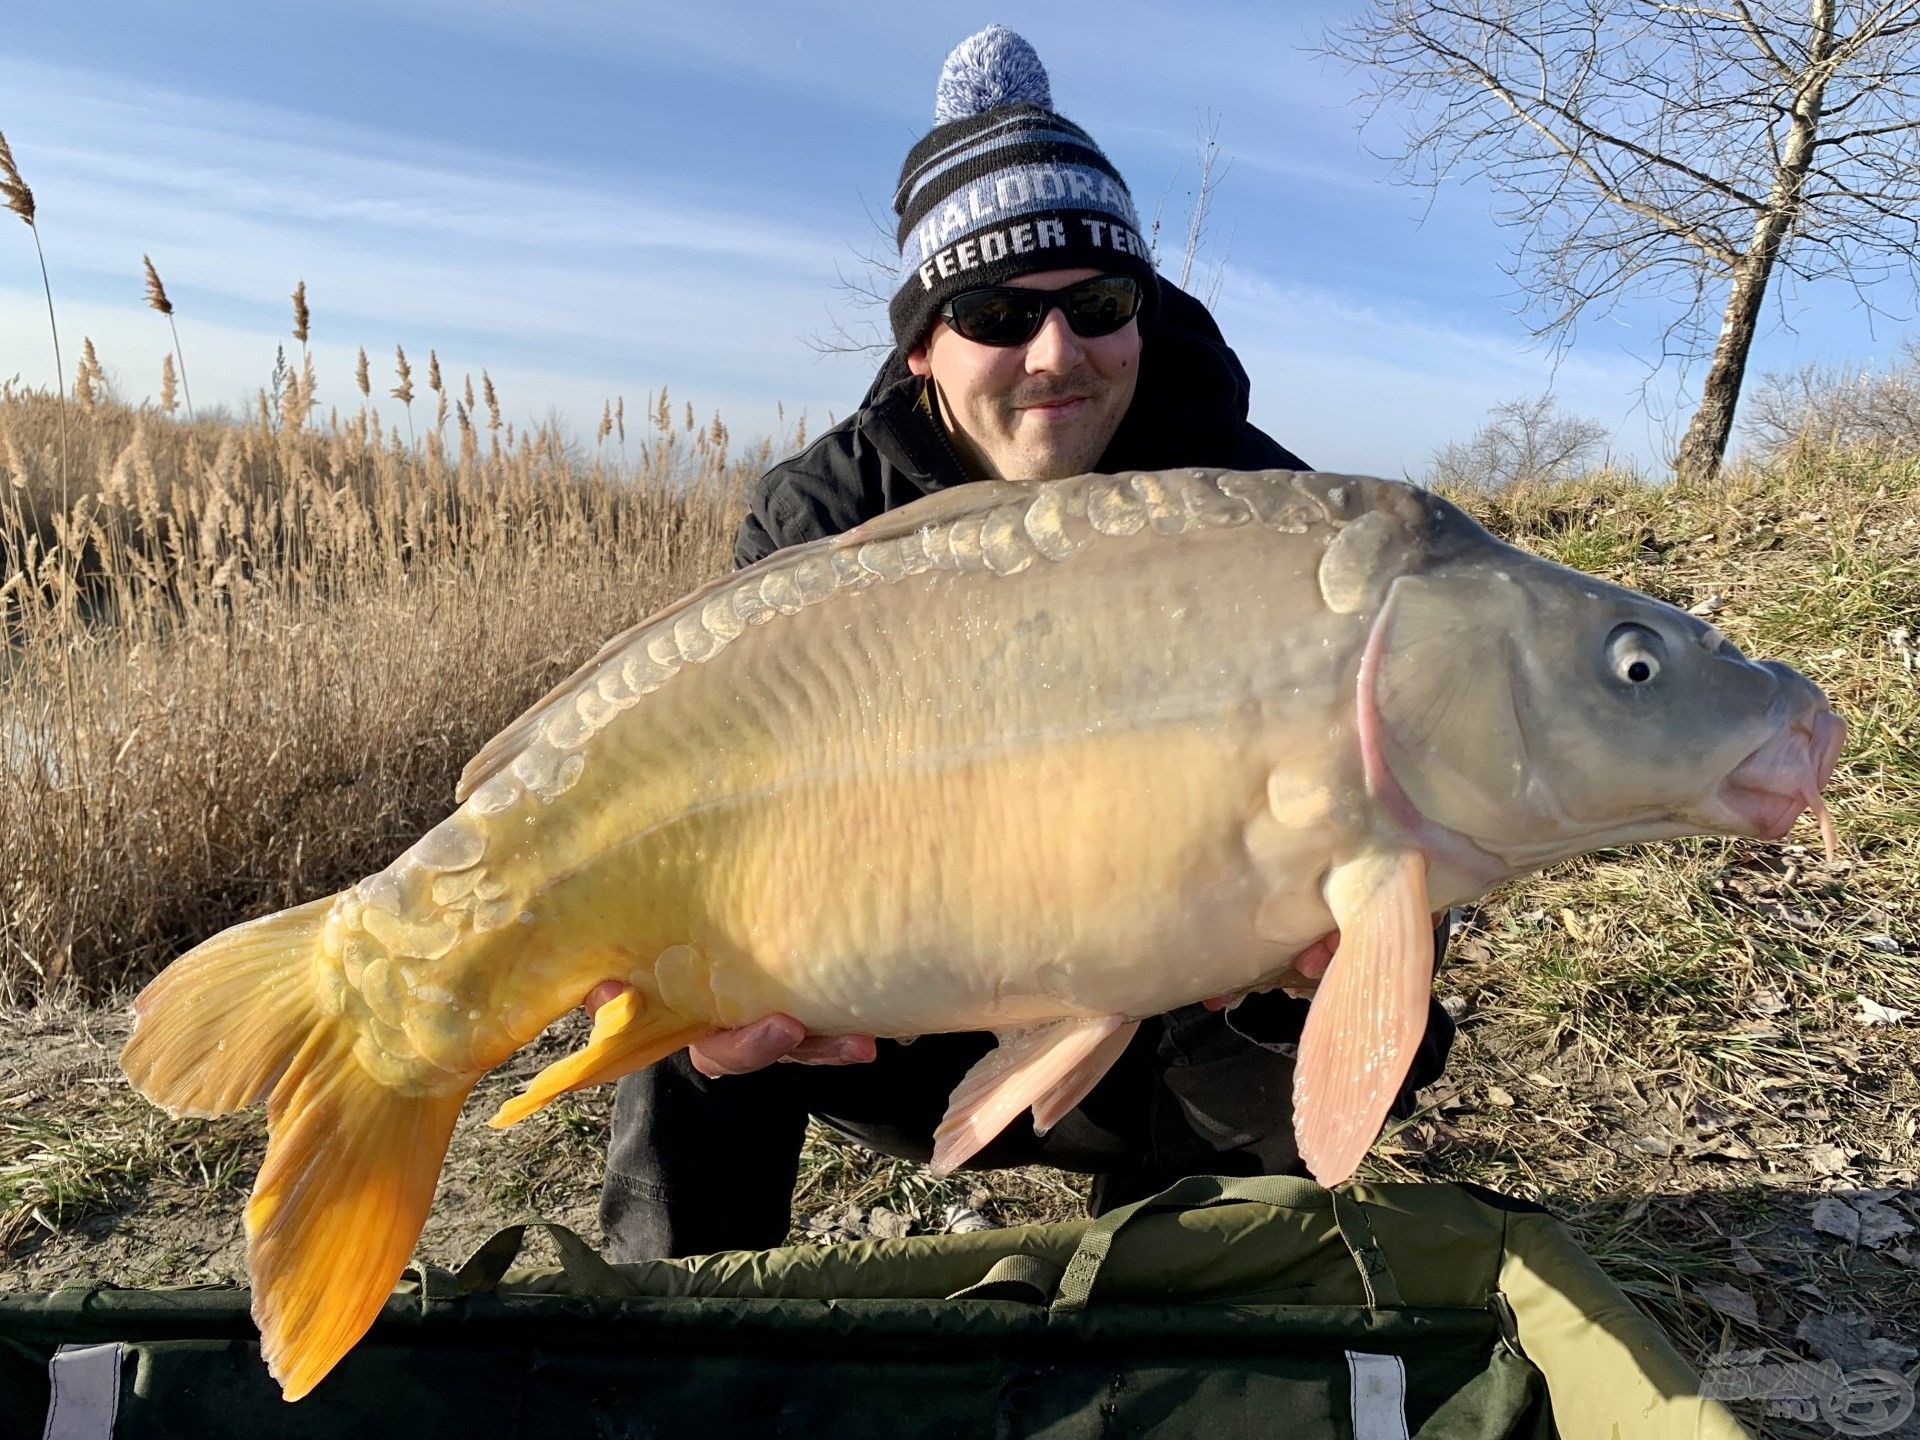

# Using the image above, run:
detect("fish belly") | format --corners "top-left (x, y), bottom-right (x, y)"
top-left (685, 719), bottom-right (1307, 1035)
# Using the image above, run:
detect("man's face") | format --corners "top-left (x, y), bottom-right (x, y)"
top-left (907, 267), bottom-right (1141, 483)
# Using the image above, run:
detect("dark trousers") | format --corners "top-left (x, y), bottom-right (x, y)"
top-left (600, 933), bottom-right (1456, 1261)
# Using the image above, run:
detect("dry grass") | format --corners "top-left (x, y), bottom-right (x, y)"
top-left (1, 368), bottom-right (776, 1001)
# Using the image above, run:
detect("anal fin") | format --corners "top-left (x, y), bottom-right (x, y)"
top-left (931, 1017), bottom-right (1129, 1176)
top-left (1031, 1019), bottom-right (1139, 1135)
top-left (489, 987), bottom-right (710, 1129)
top-left (1293, 850), bottom-right (1433, 1187)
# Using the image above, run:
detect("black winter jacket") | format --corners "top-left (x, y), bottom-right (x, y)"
top-left (731, 278), bottom-right (1307, 568)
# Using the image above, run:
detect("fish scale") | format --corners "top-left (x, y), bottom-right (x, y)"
top-left (119, 467), bottom-right (1844, 1401)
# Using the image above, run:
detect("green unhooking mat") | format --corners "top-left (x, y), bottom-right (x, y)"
top-left (0, 1176), bottom-right (1746, 1438)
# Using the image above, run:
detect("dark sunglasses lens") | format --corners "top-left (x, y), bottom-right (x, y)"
top-left (948, 290), bottom-right (1045, 345)
top-left (1063, 277), bottom-right (1142, 335)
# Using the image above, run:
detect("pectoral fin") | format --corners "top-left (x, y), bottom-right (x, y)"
top-left (1293, 850), bottom-right (1434, 1187)
top-left (931, 1017), bottom-right (1130, 1176)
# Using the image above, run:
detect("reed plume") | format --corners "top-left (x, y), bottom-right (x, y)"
top-left (2, 129), bottom-right (68, 503)
top-left (143, 255), bottom-right (195, 421)
top-left (428, 350), bottom-right (446, 434)
top-left (598, 400), bottom-right (613, 445)
top-left (74, 338), bottom-right (101, 413)
top-left (160, 353), bottom-right (178, 415)
top-left (288, 349), bottom-right (315, 431)
top-left (392, 346), bottom-right (416, 451)
top-left (141, 255), bottom-right (170, 315)
top-left (0, 132), bottom-right (33, 227)
top-left (1, 419), bottom-right (28, 488)
top-left (291, 280), bottom-right (309, 345)
top-left (355, 347), bottom-right (371, 399)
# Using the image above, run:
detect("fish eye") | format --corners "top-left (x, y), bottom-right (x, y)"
top-left (1605, 624), bottom-right (1663, 686)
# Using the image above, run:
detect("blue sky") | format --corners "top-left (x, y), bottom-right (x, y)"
top-left (1, 1), bottom-right (1911, 477)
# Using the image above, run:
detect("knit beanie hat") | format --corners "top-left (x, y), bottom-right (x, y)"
top-left (889, 25), bottom-right (1159, 353)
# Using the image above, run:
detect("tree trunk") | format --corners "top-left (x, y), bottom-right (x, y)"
top-left (1674, 247), bottom-right (1781, 484)
top-left (1673, 0), bottom-right (1834, 484)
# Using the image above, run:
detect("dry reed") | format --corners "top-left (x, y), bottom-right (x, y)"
top-left (2, 130), bottom-right (68, 505)
top-left (0, 338), bottom-right (795, 1002)
top-left (141, 255), bottom-right (193, 422)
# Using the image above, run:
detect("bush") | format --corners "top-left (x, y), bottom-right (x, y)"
top-left (1742, 340), bottom-right (1920, 459)
top-left (1427, 393), bottom-right (1610, 491)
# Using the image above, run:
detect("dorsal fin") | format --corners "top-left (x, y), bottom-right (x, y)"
top-left (453, 479), bottom-right (1036, 803)
top-left (833, 478), bottom-right (1032, 545)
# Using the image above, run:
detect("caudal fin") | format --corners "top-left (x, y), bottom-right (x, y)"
top-left (120, 896), bottom-right (473, 1402)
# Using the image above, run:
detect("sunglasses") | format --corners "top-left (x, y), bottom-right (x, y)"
top-left (939, 274), bottom-right (1145, 347)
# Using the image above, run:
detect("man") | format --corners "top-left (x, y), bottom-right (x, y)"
top-left (597, 25), bottom-right (1454, 1262)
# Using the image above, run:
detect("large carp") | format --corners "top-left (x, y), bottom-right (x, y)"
top-left (122, 469), bottom-right (1842, 1399)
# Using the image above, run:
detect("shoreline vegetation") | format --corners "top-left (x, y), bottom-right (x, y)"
top-left (1, 363), bottom-right (781, 999)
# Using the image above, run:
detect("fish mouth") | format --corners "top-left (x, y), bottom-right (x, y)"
top-left (1715, 705), bottom-right (1846, 849)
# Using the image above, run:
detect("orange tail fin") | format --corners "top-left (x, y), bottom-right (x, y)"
top-left (120, 896), bottom-right (473, 1402)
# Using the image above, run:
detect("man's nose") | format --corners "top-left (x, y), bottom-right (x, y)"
top-left (1023, 307), bottom-right (1085, 372)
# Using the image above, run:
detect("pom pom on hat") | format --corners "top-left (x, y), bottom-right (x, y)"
top-left (933, 24), bottom-right (1052, 123)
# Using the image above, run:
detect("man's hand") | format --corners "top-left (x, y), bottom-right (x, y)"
top-left (1203, 912), bottom-right (1448, 1011)
top-left (582, 982), bottom-right (878, 1078)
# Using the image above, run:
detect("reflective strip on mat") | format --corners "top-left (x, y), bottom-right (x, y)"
top-left (43, 1343), bottom-right (121, 1440)
top-left (1345, 1350), bottom-right (1411, 1440)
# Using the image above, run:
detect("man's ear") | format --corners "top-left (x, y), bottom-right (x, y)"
top-left (906, 343), bottom-right (932, 378)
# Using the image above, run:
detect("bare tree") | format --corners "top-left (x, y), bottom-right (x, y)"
top-left (1429, 392), bottom-right (1611, 488)
top-left (1147, 111), bottom-right (1235, 309)
top-left (1743, 336), bottom-right (1920, 452)
top-left (1325, 1), bottom-right (1920, 482)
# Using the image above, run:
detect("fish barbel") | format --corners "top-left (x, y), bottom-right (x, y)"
top-left (119, 469), bottom-right (1845, 1399)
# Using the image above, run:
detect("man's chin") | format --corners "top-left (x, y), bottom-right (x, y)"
top-left (999, 434), bottom-right (1110, 483)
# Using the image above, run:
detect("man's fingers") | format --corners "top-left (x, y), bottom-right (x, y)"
top-left (583, 980), bottom-right (630, 1017)
top-left (1294, 932), bottom-right (1338, 979)
top-left (582, 989), bottom-right (877, 1078)
top-left (689, 1014), bottom-right (807, 1077)
top-left (1208, 912), bottom-right (1452, 1011)
top-left (785, 1033), bottom-right (878, 1066)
